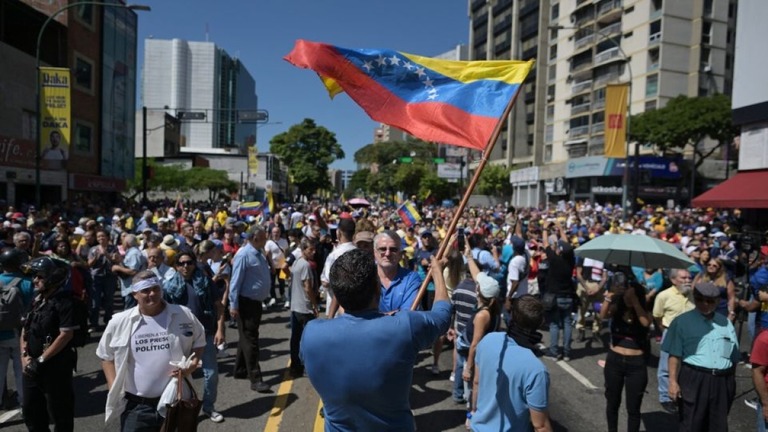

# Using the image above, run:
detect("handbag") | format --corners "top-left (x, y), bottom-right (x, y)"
top-left (160, 376), bottom-right (202, 432)
top-left (541, 291), bottom-right (557, 312)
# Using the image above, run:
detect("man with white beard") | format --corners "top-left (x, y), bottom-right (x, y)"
top-left (653, 268), bottom-right (694, 414)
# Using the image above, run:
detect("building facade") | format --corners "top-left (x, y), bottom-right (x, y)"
top-left (469, 0), bottom-right (736, 208)
top-left (142, 38), bottom-right (258, 153)
top-left (0, 0), bottom-right (139, 206)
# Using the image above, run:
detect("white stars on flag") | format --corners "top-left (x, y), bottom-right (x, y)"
top-left (359, 52), bottom-right (439, 101)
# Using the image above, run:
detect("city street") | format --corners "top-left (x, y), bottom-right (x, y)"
top-left (0, 306), bottom-right (759, 431)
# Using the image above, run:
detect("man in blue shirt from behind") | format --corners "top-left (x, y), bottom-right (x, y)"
top-left (301, 249), bottom-right (452, 431)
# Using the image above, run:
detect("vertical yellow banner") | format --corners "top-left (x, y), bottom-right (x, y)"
top-left (39, 67), bottom-right (71, 170)
top-left (248, 145), bottom-right (259, 176)
top-left (604, 83), bottom-right (628, 158)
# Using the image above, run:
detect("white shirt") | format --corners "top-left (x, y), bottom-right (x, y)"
top-left (124, 307), bottom-right (174, 397)
top-left (265, 238), bottom-right (288, 264)
top-left (96, 304), bottom-right (205, 426)
top-left (507, 254), bottom-right (529, 298)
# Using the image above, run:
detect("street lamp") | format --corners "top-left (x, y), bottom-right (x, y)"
top-left (549, 25), bottom-right (634, 221)
top-left (35, 2), bottom-right (150, 206)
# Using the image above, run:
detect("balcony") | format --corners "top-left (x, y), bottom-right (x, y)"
top-left (593, 99), bottom-right (606, 110)
top-left (649, 32), bottom-right (662, 45)
top-left (592, 122), bottom-right (605, 134)
top-left (572, 79), bottom-right (593, 94)
top-left (597, 0), bottom-right (623, 24)
top-left (571, 102), bottom-right (592, 116)
top-left (574, 12), bottom-right (596, 27)
top-left (575, 32), bottom-right (595, 50)
top-left (601, 21), bottom-right (622, 38)
top-left (650, 8), bottom-right (662, 21)
top-left (569, 125), bottom-right (590, 138)
top-left (594, 47), bottom-right (622, 65)
top-left (595, 72), bottom-right (620, 85)
top-left (647, 61), bottom-right (659, 72)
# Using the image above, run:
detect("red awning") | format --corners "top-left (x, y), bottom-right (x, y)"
top-left (692, 169), bottom-right (768, 208)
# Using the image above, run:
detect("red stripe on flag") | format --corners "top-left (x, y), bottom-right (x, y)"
top-left (285, 42), bottom-right (499, 151)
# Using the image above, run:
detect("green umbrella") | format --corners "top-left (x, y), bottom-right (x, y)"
top-left (574, 234), bottom-right (695, 269)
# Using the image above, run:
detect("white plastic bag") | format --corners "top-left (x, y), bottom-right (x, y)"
top-left (157, 353), bottom-right (196, 417)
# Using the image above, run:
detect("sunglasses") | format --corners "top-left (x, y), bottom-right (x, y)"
top-left (177, 261), bottom-right (195, 267)
top-left (376, 247), bottom-right (400, 254)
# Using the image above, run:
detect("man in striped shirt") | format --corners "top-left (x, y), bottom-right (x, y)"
top-left (450, 263), bottom-right (478, 404)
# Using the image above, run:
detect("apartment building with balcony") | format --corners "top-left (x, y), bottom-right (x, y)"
top-left (468, 0), bottom-right (735, 207)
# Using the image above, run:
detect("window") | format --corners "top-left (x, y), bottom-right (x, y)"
top-left (551, 3), bottom-right (560, 20)
top-left (544, 144), bottom-right (553, 162)
top-left (22, 111), bottom-right (37, 140)
top-left (545, 124), bottom-right (554, 143)
top-left (546, 104), bottom-right (555, 121)
top-left (701, 21), bottom-right (712, 45)
top-left (549, 44), bottom-right (558, 61)
top-left (645, 100), bottom-right (657, 111)
top-left (704, 0), bottom-right (713, 17)
top-left (74, 53), bottom-right (94, 93)
top-left (73, 121), bottom-right (93, 154)
top-left (74, 4), bottom-right (94, 29)
top-left (701, 47), bottom-right (711, 69)
top-left (649, 20), bottom-right (662, 42)
top-left (648, 48), bottom-right (660, 71)
top-left (548, 65), bottom-right (557, 82)
top-left (645, 74), bottom-right (658, 97)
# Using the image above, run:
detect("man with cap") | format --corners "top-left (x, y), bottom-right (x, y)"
top-left (353, 230), bottom-right (374, 255)
top-left (662, 282), bottom-right (739, 432)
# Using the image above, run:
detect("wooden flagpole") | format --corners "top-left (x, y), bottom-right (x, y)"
top-left (410, 89), bottom-right (524, 311)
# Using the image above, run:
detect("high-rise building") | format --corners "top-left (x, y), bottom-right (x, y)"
top-left (373, 124), bottom-right (409, 143)
top-left (468, 0), bottom-right (736, 207)
top-left (142, 38), bottom-right (258, 153)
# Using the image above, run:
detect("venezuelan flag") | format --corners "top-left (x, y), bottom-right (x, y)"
top-left (397, 201), bottom-right (421, 227)
top-left (238, 201), bottom-right (262, 217)
top-left (285, 40), bottom-right (533, 151)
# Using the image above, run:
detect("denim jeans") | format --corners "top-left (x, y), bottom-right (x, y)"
top-left (604, 350), bottom-right (647, 432)
top-left (121, 399), bottom-right (164, 432)
top-left (290, 312), bottom-right (315, 369)
top-left (200, 334), bottom-right (220, 413)
top-left (658, 329), bottom-right (671, 403)
top-left (91, 275), bottom-right (117, 327)
top-left (453, 350), bottom-right (467, 403)
top-left (0, 336), bottom-right (22, 404)
top-left (758, 398), bottom-right (768, 432)
top-left (548, 296), bottom-right (574, 357)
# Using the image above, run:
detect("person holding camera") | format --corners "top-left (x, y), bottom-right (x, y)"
top-left (20, 257), bottom-right (77, 432)
top-left (600, 271), bottom-right (651, 432)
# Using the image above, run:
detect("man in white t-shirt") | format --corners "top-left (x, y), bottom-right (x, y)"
top-left (320, 218), bottom-right (357, 317)
top-left (506, 236), bottom-right (530, 300)
top-left (97, 271), bottom-right (205, 429)
top-left (265, 226), bottom-right (289, 306)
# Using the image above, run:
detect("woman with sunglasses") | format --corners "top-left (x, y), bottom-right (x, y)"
top-left (693, 257), bottom-right (736, 321)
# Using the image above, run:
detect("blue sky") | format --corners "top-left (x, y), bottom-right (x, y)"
top-left (135, 0), bottom-right (468, 170)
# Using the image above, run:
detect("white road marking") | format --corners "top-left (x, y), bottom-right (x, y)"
top-left (0, 408), bottom-right (20, 424)
top-left (548, 358), bottom-right (600, 390)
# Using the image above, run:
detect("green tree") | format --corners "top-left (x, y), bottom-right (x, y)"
top-left (476, 164), bottom-right (512, 196)
top-left (629, 94), bottom-right (738, 167)
top-left (270, 118), bottom-right (345, 195)
top-left (128, 159), bottom-right (237, 198)
top-left (418, 171), bottom-right (451, 202)
top-left (344, 168), bottom-right (370, 197)
top-left (354, 138), bottom-right (437, 166)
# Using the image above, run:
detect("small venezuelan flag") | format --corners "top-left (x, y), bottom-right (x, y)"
top-left (397, 201), bottom-right (421, 227)
top-left (238, 201), bottom-right (262, 217)
top-left (285, 40), bottom-right (533, 152)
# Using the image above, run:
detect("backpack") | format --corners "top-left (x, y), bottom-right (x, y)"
top-left (0, 278), bottom-right (23, 331)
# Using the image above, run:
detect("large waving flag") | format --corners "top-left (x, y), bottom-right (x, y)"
top-left (285, 40), bottom-right (533, 151)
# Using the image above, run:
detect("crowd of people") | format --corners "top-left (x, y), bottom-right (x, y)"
top-left (0, 198), bottom-right (765, 431)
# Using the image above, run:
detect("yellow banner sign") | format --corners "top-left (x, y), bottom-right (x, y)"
top-left (248, 145), bottom-right (258, 176)
top-left (604, 83), bottom-right (628, 158)
top-left (39, 67), bottom-right (71, 170)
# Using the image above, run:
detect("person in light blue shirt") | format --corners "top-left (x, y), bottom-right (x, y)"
top-left (375, 231), bottom-right (422, 313)
top-left (663, 282), bottom-right (739, 432)
top-left (470, 295), bottom-right (551, 432)
top-left (228, 226), bottom-right (272, 393)
top-left (301, 249), bottom-right (452, 432)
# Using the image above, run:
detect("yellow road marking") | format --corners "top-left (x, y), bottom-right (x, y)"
top-left (314, 399), bottom-right (325, 431)
top-left (263, 362), bottom-right (294, 432)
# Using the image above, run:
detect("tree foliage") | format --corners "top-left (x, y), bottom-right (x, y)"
top-left (354, 138), bottom-right (437, 166)
top-left (476, 164), bottom-right (512, 196)
top-left (269, 118), bottom-right (345, 195)
top-left (629, 94), bottom-right (738, 166)
top-left (127, 159), bottom-right (237, 197)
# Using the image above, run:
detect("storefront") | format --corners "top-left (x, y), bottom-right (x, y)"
top-left (509, 167), bottom-right (540, 208)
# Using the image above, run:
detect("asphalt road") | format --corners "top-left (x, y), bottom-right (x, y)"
top-left (0, 307), bottom-right (760, 431)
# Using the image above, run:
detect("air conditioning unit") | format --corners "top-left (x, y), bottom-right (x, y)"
top-left (703, 64), bottom-right (712, 73)
top-left (547, 94), bottom-right (555, 102)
